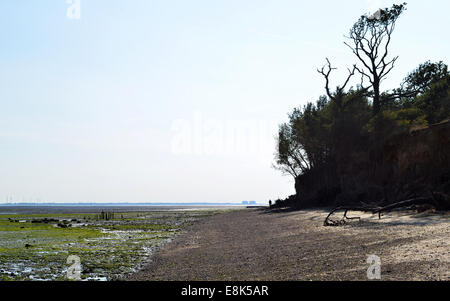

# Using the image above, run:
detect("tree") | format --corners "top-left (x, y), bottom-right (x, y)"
top-left (274, 98), bottom-right (332, 179)
top-left (274, 123), bottom-right (304, 178)
top-left (345, 3), bottom-right (407, 115)
top-left (317, 58), bottom-right (358, 109)
top-left (401, 61), bottom-right (449, 95)
top-left (395, 61), bottom-right (450, 124)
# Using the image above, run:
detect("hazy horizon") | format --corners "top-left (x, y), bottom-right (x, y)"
top-left (0, 201), bottom-right (254, 205)
top-left (1, 0), bottom-right (449, 203)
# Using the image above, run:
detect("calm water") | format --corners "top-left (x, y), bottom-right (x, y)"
top-left (0, 205), bottom-right (242, 215)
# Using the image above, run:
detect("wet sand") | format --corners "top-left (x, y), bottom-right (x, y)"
top-left (128, 208), bottom-right (449, 281)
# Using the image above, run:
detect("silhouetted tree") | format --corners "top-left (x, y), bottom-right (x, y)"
top-left (345, 3), bottom-right (407, 115)
top-left (317, 58), bottom-right (357, 109)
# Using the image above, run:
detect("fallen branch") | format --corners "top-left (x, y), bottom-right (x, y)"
top-left (324, 197), bottom-right (434, 226)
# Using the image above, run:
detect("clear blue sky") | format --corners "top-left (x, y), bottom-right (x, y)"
top-left (0, 0), bottom-right (449, 203)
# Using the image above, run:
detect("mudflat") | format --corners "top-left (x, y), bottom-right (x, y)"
top-left (128, 208), bottom-right (449, 281)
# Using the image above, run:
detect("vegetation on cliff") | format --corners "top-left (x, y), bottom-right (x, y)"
top-left (274, 3), bottom-right (450, 210)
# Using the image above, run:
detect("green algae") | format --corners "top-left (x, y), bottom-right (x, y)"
top-left (0, 209), bottom-right (227, 281)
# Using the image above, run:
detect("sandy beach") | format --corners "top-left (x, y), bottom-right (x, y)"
top-left (128, 208), bottom-right (449, 281)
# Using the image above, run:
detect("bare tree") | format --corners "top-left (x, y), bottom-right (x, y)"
top-left (344, 3), bottom-right (407, 115)
top-left (317, 58), bottom-right (357, 108)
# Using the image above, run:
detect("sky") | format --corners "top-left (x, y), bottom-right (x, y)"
top-left (0, 0), bottom-right (449, 203)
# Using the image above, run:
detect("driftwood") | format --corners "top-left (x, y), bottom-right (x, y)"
top-left (324, 197), bottom-right (434, 226)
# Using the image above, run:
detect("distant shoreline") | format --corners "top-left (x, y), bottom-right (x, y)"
top-left (0, 202), bottom-right (255, 207)
top-left (0, 204), bottom-right (249, 214)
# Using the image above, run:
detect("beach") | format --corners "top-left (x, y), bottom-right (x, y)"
top-left (128, 208), bottom-right (449, 281)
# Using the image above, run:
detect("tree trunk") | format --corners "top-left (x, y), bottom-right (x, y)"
top-left (373, 80), bottom-right (381, 115)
